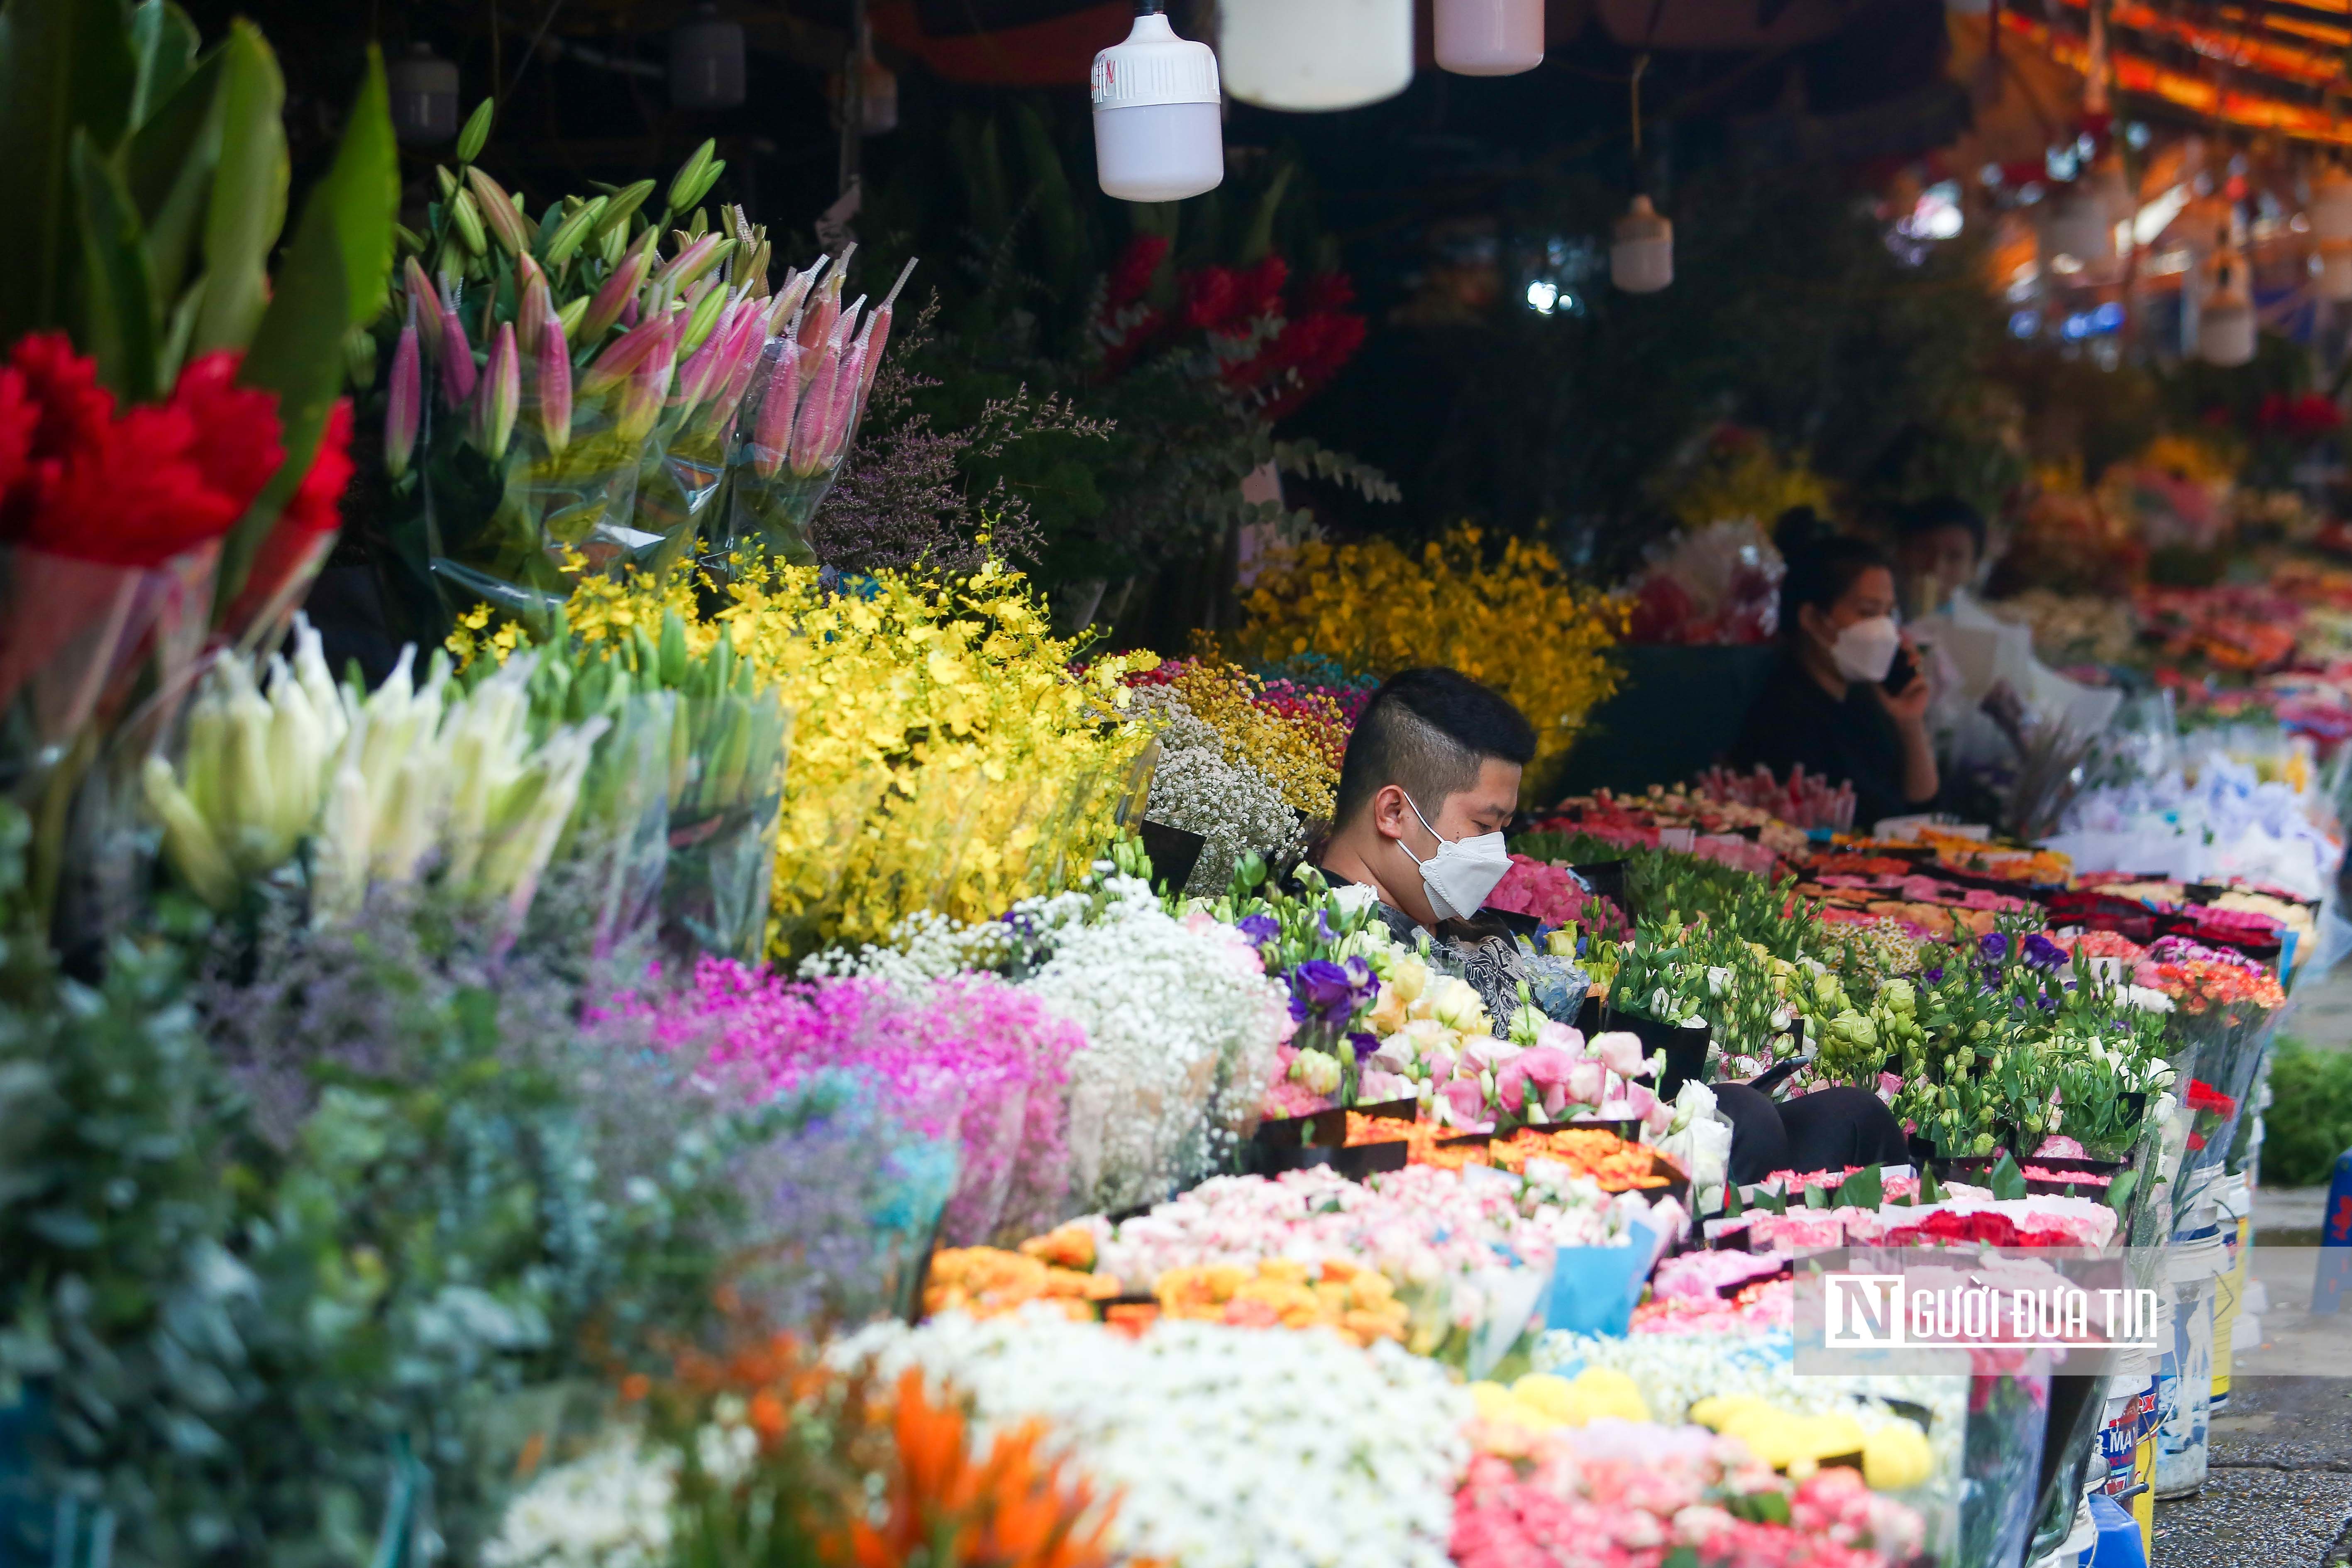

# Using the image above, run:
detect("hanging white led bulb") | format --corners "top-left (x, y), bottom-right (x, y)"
top-left (1092, 0), bottom-right (1223, 203)
top-left (2199, 244), bottom-right (2256, 367)
top-left (1435, 0), bottom-right (1545, 76)
top-left (1221, 0), bottom-right (1413, 111)
top-left (670, 4), bottom-right (747, 110)
top-left (388, 42), bottom-right (460, 144)
top-left (1612, 195), bottom-right (1673, 292)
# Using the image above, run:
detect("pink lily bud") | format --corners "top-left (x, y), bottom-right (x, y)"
top-left (536, 307), bottom-right (572, 455)
top-left (821, 336), bottom-right (868, 467)
top-left (613, 315), bottom-right (680, 442)
top-left (515, 255), bottom-right (552, 359)
top-left (859, 257), bottom-right (918, 405)
top-left (464, 166), bottom-right (532, 258)
top-left (437, 285), bottom-right (476, 409)
top-left (405, 257), bottom-right (445, 362)
top-left (703, 304), bottom-right (768, 433)
top-left (788, 337), bottom-right (842, 475)
top-left (797, 267), bottom-right (846, 378)
top-left (579, 308), bottom-right (679, 398)
top-left (652, 231), bottom-right (727, 294)
top-left (384, 309), bottom-right (421, 480)
top-left (579, 233), bottom-right (656, 342)
top-left (473, 322), bottom-right (520, 461)
top-left (750, 339), bottom-right (803, 478)
top-left (766, 256), bottom-right (824, 337)
top-left (670, 312), bottom-right (729, 417)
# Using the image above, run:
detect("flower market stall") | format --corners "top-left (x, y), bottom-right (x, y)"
top-left (9, 3), bottom-right (2352, 1568)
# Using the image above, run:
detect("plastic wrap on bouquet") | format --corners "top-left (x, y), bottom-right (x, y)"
top-left (1959, 1361), bottom-right (2051, 1568)
top-left (1, 545), bottom-right (218, 957)
top-left (659, 677), bottom-right (790, 964)
top-left (630, 292), bottom-right (773, 574)
top-left (720, 334), bottom-right (865, 569)
top-left (413, 395), bottom-right (647, 628)
top-left (525, 691), bottom-right (675, 972)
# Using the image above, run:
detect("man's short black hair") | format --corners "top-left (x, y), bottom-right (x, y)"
top-left (1333, 667), bottom-right (1536, 830)
top-left (1893, 495), bottom-right (1987, 559)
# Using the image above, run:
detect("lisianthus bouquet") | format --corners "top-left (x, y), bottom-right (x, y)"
top-left (837, 1313), bottom-right (1468, 1568)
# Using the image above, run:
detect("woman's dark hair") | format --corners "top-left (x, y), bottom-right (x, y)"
top-left (1773, 507), bottom-right (1888, 643)
top-left (1893, 495), bottom-right (1987, 559)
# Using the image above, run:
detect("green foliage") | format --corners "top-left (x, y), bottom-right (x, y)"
top-left (2262, 1036), bottom-right (2352, 1187)
top-left (0, 0), bottom-right (398, 625)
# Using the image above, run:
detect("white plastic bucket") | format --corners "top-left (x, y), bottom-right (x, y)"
top-left (2155, 1229), bottom-right (2227, 1497)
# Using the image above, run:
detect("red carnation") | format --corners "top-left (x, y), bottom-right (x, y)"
top-left (169, 350), bottom-right (284, 513)
top-left (1236, 254), bottom-right (1288, 322)
top-left (1180, 265), bottom-right (1239, 330)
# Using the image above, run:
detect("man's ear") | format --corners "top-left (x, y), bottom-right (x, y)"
top-left (1370, 783), bottom-right (1412, 841)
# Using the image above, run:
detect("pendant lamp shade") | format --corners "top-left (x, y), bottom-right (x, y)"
top-left (858, 49), bottom-right (899, 134)
top-left (2039, 184), bottom-right (2115, 272)
top-left (2199, 250), bottom-right (2256, 367)
top-left (1221, 0), bottom-right (1413, 111)
top-left (1611, 195), bottom-right (1673, 293)
top-left (388, 42), bottom-right (460, 144)
top-left (1435, 0), bottom-right (1545, 76)
top-left (670, 4), bottom-right (747, 109)
top-left (2313, 166), bottom-right (2352, 244)
top-left (1092, 7), bottom-right (1223, 203)
top-left (2318, 247), bottom-right (2352, 304)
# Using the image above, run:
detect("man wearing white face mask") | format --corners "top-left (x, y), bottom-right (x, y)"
top-left (1730, 511), bottom-right (1939, 830)
top-left (1313, 668), bottom-right (1587, 1027)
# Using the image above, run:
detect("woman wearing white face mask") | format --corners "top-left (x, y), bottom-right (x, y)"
top-left (1729, 510), bottom-right (1939, 830)
top-left (1312, 668), bottom-right (1589, 1028)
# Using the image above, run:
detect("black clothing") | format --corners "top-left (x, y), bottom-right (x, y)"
top-left (1729, 654), bottom-right (1929, 831)
top-left (1715, 1083), bottom-right (1911, 1185)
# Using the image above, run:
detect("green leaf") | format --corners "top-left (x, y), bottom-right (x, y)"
top-left (188, 22), bottom-right (284, 357)
top-left (216, 44), bottom-right (396, 620)
top-left (1989, 1150), bottom-right (2027, 1202)
top-left (123, 46), bottom-right (225, 310)
top-left (1838, 1163), bottom-right (1883, 1211)
top-left (0, 0), bottom-right (139, 340)
top-left (70, 128), bottom-right (159, 399)
top-left (126, 0), bottom-right (198, 125)
top-left (1236, 161), bottom-right (1296, 266)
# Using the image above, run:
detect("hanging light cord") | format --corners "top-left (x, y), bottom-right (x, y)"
top-left (1630, 53), bottom-right (1649, 159)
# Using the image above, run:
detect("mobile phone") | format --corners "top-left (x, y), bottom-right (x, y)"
top-left (1882, 646), bottom-right (1919, 696)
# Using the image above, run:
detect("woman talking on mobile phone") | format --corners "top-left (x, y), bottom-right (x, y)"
top-left (1729, 508), bottom-right (1939, 830)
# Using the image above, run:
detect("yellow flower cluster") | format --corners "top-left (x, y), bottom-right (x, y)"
top-left (1469, 1368), bottom-right (1652, 1453)
top-left (1155, 659), bottom-right (1339, 819)
top-left (1658, 438), bottom-right (1831, 530)
top-left (1236, 525), bottom-right (1624, 788)
top-left (2135, 432), bottom-right (2240, 486)
top-left (552, 556), bottom-right (1153, 953)
top-left (1152, 1257), bottom-right (1408, 1346)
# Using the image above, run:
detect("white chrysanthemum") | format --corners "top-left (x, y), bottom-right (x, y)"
top-left (1130, 689), bottom-right (1303, 895)
top-left (481, 1436), bottom-right (676, 1568)
top-left (1022, 876), bottom-right (1289, 1211)
top-left (835, 1313), bottom-right (1469, 1568)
